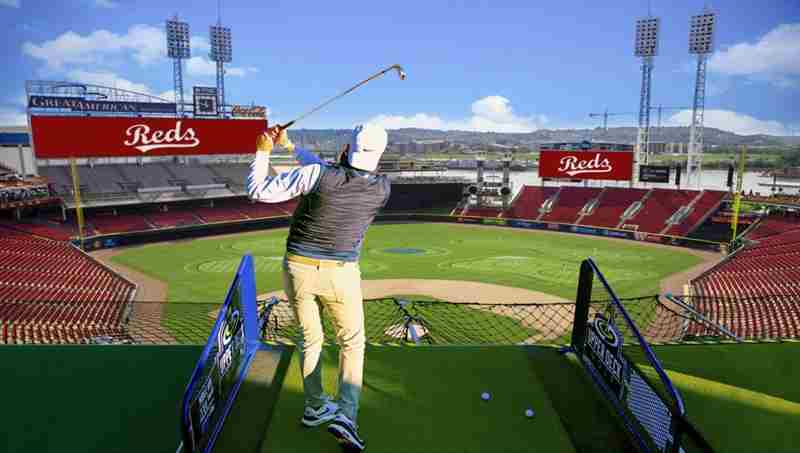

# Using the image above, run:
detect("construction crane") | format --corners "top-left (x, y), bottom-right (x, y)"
top-left (651, 105), bottom-right (689, 128)
top-left (589, 106), bottom-right (689, 131)
top-left (588, 109), bottom-right (636, 131)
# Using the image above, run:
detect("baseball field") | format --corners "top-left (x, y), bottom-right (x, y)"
top-left (106, 223), bottom-right (709, 303)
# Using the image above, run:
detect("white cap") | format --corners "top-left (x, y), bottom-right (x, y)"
top-left (348, 123), bottom-right (387, 172)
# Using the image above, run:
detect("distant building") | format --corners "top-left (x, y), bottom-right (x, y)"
top-left (541, 141), bottom-right (634, 151)
top-left (389, 140), bottom-right (448, 154)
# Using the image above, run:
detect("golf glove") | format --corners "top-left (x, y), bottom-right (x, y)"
top-left (256, 132), bottom-right (274, 154)
top-left (277, 128), bottom-right (295, 152)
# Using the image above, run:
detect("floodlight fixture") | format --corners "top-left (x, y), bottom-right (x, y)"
top-left (634, 17), bottom-right (660, 57)
top-left (689, 12), bottom-right (716, 55)
top-left (166, 19), bottom-right (191, 59)
top-left (210, 25), bottom-right (232, 63)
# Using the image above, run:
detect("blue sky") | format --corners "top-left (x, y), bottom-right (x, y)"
top-left (1, 0), bottom-right (798, 135)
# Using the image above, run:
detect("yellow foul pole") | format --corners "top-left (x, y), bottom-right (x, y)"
top-left (730, 145), bottom-right (747, 245)
top-left (69, 158), bottom-right (85, 247)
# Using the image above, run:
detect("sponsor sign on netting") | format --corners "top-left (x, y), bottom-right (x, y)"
top-left (568, 258), bottom-right (716, 453)
top-left (30, 116), bottom-right (266, 158)
top-left (180, 255), bottom-right (259, 453)
top-left (538, 149), bottom-right (633, 181)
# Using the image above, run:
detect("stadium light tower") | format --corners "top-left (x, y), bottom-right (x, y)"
top-left (634, 16), bottom-right (660, 186)
top-left (687, 9), bottom-right (716, 188)
top-left (210, 20), bottom-right (232, 118)
top-left (166, 16), bottom-right (190, 116)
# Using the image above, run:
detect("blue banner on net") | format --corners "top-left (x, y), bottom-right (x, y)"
top-left (180, 254), bottom-right (260, 453)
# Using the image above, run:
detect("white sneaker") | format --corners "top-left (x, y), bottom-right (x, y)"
top-left (301, 400), bottom-right (339, 427)
top-left (327, 413), bottom-right (365, 451)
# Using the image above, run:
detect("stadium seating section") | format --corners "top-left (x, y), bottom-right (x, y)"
top-left (539, 187), bottom-right (600, 224)
top-left (39, 162), bottom-right (249, 197)
top-left (0, 227), bottom-right (136, 344)
top-left (578, 188), bottom-right (648, 228)
top-left (624, 189), bottom-right (698, 233)
top-left (690, 213), bottom-right (800, 339)
top-left (505, 186), bottom-right (558, 220)
top-left (23, 198), bottom-right (300, 237)
top-left (663, 190), bottom-right (727, 236)
top-left (502, 185), bottom-right (727, 236)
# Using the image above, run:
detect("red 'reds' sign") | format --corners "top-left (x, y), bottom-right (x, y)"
top-left (538, 149), bottom-right (633, 181)
top-left (30, 116), bottom-right (267, 158)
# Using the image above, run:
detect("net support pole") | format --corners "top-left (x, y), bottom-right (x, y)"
top-left (570, 259), bottom-right (594, 354)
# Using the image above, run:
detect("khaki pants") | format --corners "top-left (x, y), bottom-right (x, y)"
top-left (282, 254), bottom-right (365, 422)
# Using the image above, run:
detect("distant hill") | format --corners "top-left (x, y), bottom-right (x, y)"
top-left (288, 126), bottom-right (792, 150)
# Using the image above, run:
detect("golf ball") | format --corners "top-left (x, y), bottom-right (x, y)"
top-left (481, 392), bottom-right (491, 401)
top-left (525, 409), bottom-right (535, 418)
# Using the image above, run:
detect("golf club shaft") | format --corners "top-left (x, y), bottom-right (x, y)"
top-left (278, 65), bottom-right (404, 130)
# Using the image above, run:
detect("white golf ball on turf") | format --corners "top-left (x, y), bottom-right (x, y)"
top-left (481, 392), bottom-right (491, 401)
top-left (525, 409), bottom-right (535, 418)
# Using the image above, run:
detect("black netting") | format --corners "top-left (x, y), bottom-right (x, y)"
top-left (259, 297), bottom-right (577, 346)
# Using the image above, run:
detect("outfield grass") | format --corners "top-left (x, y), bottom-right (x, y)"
top-left (110, 223), bottom-right (702, 303)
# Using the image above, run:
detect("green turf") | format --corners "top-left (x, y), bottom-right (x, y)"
top-left (261, 345), bottom-right (577, 453)
top-left (643, 343), bottom-right (800, 453)
top-left (0, 345), bottom-right (201, 453)
top-left (110, 223), bottom-right (702, 303)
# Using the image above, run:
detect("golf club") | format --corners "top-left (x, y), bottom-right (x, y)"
top-left (277, 64), bottom-right (406, 131)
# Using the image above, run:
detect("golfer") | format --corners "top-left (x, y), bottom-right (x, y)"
top-left (247, 124), bottom-right (391, 451)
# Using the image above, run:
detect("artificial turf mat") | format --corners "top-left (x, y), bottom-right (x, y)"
top-left (260, 345), bottom-right (577, 453)
top-left (648, 342), bottom-right (800, 453)
top-left (0, 345), bottom-right (202, 453)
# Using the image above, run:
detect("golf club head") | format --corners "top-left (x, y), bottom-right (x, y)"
top-left (392, 64), bottom-right (407, 80)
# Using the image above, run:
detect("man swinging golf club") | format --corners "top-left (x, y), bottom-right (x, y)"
top-left (247, 123), bottom-right (391, 451)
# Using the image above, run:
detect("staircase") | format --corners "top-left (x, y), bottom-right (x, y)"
top-left (616, 189), bottom-right (652, 228)
top-left (576, 188), bottom-right (606, 225)
top-left (659, 190), bottom-right (706, 235)
top-left (536, 187), bottom-right (561, 221)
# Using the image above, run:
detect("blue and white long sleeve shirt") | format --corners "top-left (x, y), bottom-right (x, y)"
top-left (246, 147), bottom-right (326, 202)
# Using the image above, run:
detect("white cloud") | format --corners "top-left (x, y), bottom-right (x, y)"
top-left (666, 109), bottom-right (790, 136)
top-left (156, 90), bottom-right (176, 101)
top-left (185, 56), bottom-right (257, 78)
top-left (185, 56), bottom-right (217, 77)
top-left (66, 70), bottom-right (152, 94)
top-left (367, 96), bottom-right (546, 133)
top-left (0, 0), bottom-right (20, 8)
top-left (227, 66), bottom-right (259, 77)
top-left (94, 0), bottom-right (118, 8)
top-left (22, 24), bottom-right (211, 70)
top-left (62, 70), bottom-right (178, 102)
top-left (709, 23), bottom-right (800, 87)
top-left (0, 107), bottom-right (27, 126)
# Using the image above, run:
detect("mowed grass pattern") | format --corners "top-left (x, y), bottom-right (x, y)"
top-left (111, 223), bottom-right (702, 303)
